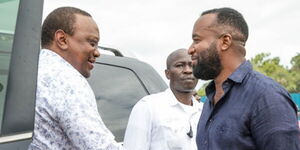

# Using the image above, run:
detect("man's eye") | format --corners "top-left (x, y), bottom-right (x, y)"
top-left (193, 39), bottom-right (201, 44)
top-left (90, 41), bottom-right (97, 47)
top-left (176, 64), bottom-right (184, 67)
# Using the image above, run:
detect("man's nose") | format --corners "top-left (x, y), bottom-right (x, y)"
top-left (183, 65), bottom-right (193, 74)
top-left (94, 49), bottom-right (100, 58)
top-left (188, 46), bottom-right (195, 55)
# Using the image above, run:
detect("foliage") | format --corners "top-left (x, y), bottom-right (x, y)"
top-left (197, 81), bottom-right (210, 96)
top-left (197, 52), bottom-right (300, 94)
top-left (290, 53), bottom-right (300, 92)
top-left (250, 52), bottom-right (300, 93)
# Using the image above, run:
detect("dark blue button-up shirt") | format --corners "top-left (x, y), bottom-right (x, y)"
top-left (196, 61), bottom-right (300, 150)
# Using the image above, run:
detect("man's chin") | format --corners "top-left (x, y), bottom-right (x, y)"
top-left (193, 63), bottom-right (220, 80)
top-left (193, 70), bottom-right (214, 80)
top-left (180, 86), bottom-right (196, 93)
top-left (81, 71), bottom-right (90, 78)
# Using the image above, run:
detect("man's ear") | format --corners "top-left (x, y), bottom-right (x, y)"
top-left (165, 69), bottom-right (170, 80)
top-left (54, 29), bottom-right (68, 50)
top-left (220, 33), bottom-right (232, 51)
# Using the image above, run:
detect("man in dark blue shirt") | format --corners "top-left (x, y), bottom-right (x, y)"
top-left (188, 7), bottom-right (300, 150)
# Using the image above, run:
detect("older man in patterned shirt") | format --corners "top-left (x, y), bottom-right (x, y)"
top-left (28, 7), bottom-right (124, 150)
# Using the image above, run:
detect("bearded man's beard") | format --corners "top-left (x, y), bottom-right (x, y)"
top-left (193, 42), bottom-right (223, 80)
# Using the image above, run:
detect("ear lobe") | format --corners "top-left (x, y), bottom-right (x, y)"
top-left (165, 69), bottom-right (170, 80)
top-left (220, 33), bottom-right (232, 51)
top-left (54, 29), bottom-right (68, 50)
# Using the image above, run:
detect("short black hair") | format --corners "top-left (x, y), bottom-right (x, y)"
top-left (41, 7), bottom-right (91, 48)
top-left (201, 7), bottom-right (249, 42)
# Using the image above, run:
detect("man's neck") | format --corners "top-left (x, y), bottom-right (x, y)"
top-left (213, 58), bottom-right (245, 105)
top-left (171, 88), bottom-right (193, 106)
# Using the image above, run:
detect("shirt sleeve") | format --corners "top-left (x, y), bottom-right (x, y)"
top-left (52, 75), bottom-right (125, 150)
top-left (123, 99), bottom-right (152, 150)
top-left (251, 88), bottom-right (300, 150)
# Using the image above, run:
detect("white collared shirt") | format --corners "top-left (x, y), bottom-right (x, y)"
top-left (29, 49), bottom-right (124, 150)
top-left (124, 88), bottom-right (203, 150)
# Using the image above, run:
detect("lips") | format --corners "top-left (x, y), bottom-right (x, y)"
top-left (182, 77), bottom-right (195, 81)
top-left (191, 56), bottom-right (198, 65)
top-left (88, 61), bottom-right (94, 70)
top-left (191, 55), bottom-right (198, 60)
top-left (191, 60), bottom-right (198, 66)
top-left (89, 57), bottom-right (96, 63)
top-left (88, 58), bottom-right (96, 70)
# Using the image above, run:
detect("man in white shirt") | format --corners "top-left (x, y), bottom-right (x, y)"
top-left (29, 7), bottom-right (124, 150)
top-left (124, 49), bottom-right (203, 150)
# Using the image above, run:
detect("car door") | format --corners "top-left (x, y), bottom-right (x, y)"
top-left (0, 0), bottom-right (43, 149)
top-left (88, 55), bottom-right (167, 142)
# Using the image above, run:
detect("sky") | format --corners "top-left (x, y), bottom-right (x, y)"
top-left (43, 0), bottom-right (300, 86)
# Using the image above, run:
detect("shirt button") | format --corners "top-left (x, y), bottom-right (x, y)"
top-left (204, 140), bottom-right (207, 144)
top-left (209, 119), bottom-right (213, 122)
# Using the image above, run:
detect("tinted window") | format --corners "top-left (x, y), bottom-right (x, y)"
top-left (88, 63), bottom-right (148, 142)
top-left (0, 0), bottom-right (20, 130)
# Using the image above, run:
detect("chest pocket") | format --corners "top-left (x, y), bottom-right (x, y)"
top-left (160, 118), bottom-right (187, 149)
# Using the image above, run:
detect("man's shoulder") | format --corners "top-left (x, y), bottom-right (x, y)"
top-left (140, 90), bottom-right (168, 102)
top-left (247, 70), bottom-right (287, 94)
top-left (38, 49), bottom-right (85, 83)
top-left (244, 70), bottom-right (292, 110)
top-left (133, 90), bottom-right (169, 109)
top-left (37, 50), bottom-right (91, 95)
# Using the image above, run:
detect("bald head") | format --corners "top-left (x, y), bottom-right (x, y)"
top-left (165, 48), bottom-right (198, 94)
top-left (166, 48), bottom-right (188, 69)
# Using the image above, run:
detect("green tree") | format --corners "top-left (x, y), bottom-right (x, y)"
top-left (197, 81), bottom-right (210, 96)
top-left (250, 52), bottom-right (297, 92)
top-left (290, 53), bottom-right (300, 92)
top-left (291, 53), bottom-right (300, 71)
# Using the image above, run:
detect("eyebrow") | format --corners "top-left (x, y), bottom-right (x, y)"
top-left (174, 61), bottom-right (192, 65)
top-left (192, 34), bottom-right (200, 38)
top-left (88, 37), bottom-right (99, 42)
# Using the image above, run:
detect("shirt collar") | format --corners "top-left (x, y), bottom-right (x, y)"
top-left (42, 48), bottom-right (80, 69)
top-left (228, 60), bottom-right (252, 83)
top-left (165, 88), bottom-right (203, 111)
top-left (41, 48), bottom-right (65, 62)
top-left (42, 48), bottom-right (56, 54)
top-left (206, 60), bottom-right (253, 97)
top-left (166, 88), bottom-right (179, 106)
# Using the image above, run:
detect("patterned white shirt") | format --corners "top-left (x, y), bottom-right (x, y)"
top-left (28, 49), bottom-right (124, 150)
top-left (124, 88), bottom-right (203, 150)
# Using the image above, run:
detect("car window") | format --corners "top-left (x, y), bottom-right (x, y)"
top-left (0, 0), bottom-right (20, 130)
top-left (88, 63), bottom-right (148, 142)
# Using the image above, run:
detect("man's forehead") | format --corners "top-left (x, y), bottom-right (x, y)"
top-left (73, 14), bottom-right (99, 37)
top-left (197, 14), bottom-right (217, 25)
top-left (193, 14), bottom-right (217, 33)
top-left (172, 54), bottom-right (192, 64)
